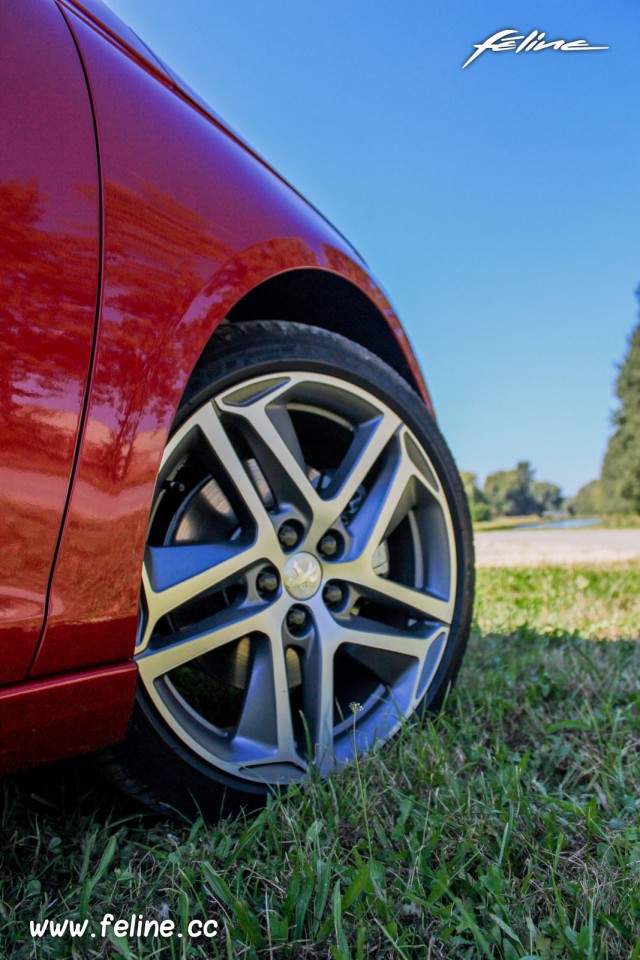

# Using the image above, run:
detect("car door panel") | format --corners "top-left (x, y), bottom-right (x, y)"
top-left (0, 0), bottom-right (99, 682)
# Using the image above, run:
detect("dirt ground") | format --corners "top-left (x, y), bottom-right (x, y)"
top-left (474, 528), bottom-right (640, 567)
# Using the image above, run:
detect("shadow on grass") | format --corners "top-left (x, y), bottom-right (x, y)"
top-left (3, 623), bottom-right (638, 834)
top-left (1, 625), bottom-right (638, 959)
top-left (1, 757), bottom-right (159, 838)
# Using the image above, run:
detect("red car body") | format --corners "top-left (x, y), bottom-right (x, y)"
top-left (0, 0), bottom-right (432, 775)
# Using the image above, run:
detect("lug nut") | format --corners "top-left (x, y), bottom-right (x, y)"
top-left (286, 606), bottom-right (308, 631)
top-left (257, 569), bottom-right (279, 596)
top-left (278, 523), bottom-right (299, 549)
top-left (323, 583), bottom-right (344, 607)
top-left (319, 532), bottom-right (339, 557)
top-left (164, 479), bottom-right (186, 493)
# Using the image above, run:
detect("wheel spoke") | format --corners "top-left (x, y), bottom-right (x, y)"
top-left (333, 424), bottom-right (455, 625)
top-left (334, 561), bottom-right (454, 625)
top-left (146, 541), bottom-right (258, 602)
top-left (265, 405), bottom-right (309, 481)
top-left (233, 637), bottom-right (278, 748)
top-left (403, 431), bottom-right (441, 498)
top-left (336, 619), bottom-right (448, 712)
top-left (162, 402), bottom-right (276, 539)
top-left (233, 623), bottom-right (300, 764)
top-left (136, 602), bottom-right (270, 683)
top-left (140, 541), bottom-right (262, 651)
top-left (368, 578), bottom-right (454, 624)
top-left (321, 412), bottom-right (400, 522)
top-left (335, 617), bottom-right (443, 665)
top-left (216, 396), bottom-right (324, 521)
top-left (347, 435), bottom-right (414, 559)
top-left (301, 632), bottom-right (335, 773)
top-left (271, 631), bottom-right (301, 762)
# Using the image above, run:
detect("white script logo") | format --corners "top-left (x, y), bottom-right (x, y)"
top-left (463, 29), bottom-right (609, 69)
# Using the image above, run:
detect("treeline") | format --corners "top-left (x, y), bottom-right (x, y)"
top-left (570, 295), bottom-right (640, 517)
top-left (461, 462), bottom-right (562, 523)
top-left (467, 289), bottom-right (640, 522)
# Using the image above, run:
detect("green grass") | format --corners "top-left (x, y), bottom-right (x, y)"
top-left (2, 565), bottom-right (640, 959)
top-left (474, 564), bottom-right (640, 641)
top-left (472, 515), bottom-right (549, 533)
top-left (594, 515), bottom-right (640, 530)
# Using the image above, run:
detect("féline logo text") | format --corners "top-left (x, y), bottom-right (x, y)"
top-left (463, 29), bottom-right (609, 69)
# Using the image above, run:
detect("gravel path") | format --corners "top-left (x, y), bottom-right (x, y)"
top-left (475, 528), bottom-right (640, 567)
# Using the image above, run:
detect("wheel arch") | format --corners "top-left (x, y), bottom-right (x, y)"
top-left (30, 257), bottom-right (433, 680)
top-left (219, 269), bottom-right (434, 417)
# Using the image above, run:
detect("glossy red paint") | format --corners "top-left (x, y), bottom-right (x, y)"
top-left (0, 663), bottom-right (137, 776)
top-left (31, 4), bottom-right (431, 681)
top-left (1, 0), bottom-right (434, 774)
top-left (60, 0), bottom-right (172, 76)
top-left (0, 0), bottom-right (99, 684)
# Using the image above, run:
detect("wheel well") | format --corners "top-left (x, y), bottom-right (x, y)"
top-left (225, 269), bottom-right (418, 392)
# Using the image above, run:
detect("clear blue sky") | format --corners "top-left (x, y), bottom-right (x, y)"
top-left (108, 0), bottom-right (640, 496)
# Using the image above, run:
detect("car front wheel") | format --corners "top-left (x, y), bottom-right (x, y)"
top-left (103, 321), bottom-right (474, 819)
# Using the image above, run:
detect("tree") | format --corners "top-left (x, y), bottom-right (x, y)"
top-left (568, 479), bottom-right (602, 516)
top-left (601, 305), bottom-right (640, 514)
top-left (531, 481), bottom-right (563, 514)
top-left (460, 471), bottom-right (491, 522)
top-left (483, 461), bottom-right (538, 516)
top-left (482, 461), bottom-right (564, 516)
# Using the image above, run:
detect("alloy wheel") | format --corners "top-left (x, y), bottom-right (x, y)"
top-left (136, 371), bottom-right (457, 784)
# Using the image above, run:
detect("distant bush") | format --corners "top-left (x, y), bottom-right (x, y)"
top-left (460, 471), bottom-right (491, 522)
top-left (482, 461), bottom-right (562, 517)
top-left (470, 501), bottom-right (491, 522)
top-left (568, 479), bottom-right (602, 516)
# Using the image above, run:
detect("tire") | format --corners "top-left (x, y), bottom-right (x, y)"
top-left (102, 321), bottom-right (474, 820)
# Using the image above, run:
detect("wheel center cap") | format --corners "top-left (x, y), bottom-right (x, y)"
top-left (283, 552), bottom-right (323, 600)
